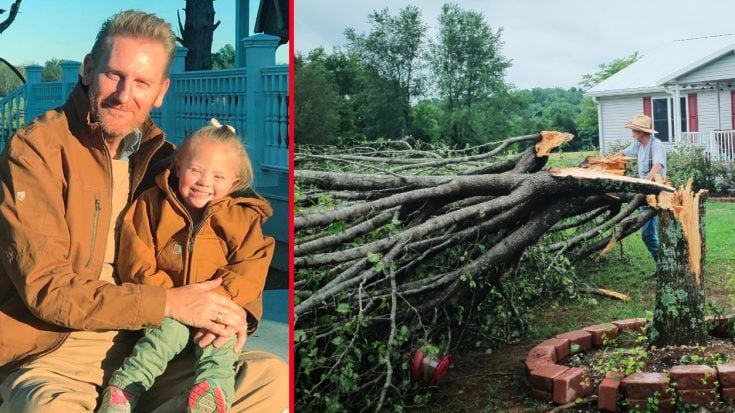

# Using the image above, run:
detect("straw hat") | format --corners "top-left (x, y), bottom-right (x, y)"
top-left (624, 114), bottom-right (657, 134)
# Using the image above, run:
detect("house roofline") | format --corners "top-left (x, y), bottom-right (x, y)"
top-left (657, 45), bottom-right (735, 85)
top-left (585, 86), bottom-right (665, 98)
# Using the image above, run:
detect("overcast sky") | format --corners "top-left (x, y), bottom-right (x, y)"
top-left (296, 0), bottom-right (735, 90)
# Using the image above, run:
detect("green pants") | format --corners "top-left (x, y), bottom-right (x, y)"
top-left (108, 317), bottom-right (238, 406)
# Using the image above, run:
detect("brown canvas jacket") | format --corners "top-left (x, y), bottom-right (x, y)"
top-left (0, 81), bottom-right (175, 370)
top-left (117, 168), bottom-right (275, 333)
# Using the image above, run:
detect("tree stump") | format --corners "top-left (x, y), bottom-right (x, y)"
top-left (650, 180), bottom-right (708, 347)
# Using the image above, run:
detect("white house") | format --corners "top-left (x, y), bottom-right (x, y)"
top-left (587, 34), bottom-right (735, 161)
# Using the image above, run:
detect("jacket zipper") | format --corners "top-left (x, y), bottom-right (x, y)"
top-left (178, 199), bottom-right (215, 285)
top-left (85, 198), bottom-right (101, 267)
top-left (183, 219), bottom-right (208, 285)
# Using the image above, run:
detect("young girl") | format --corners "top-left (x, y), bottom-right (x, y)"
top-left (98, 119), bottom-right (274, 413)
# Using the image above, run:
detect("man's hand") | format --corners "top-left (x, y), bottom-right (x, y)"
top-left (193, 325), bottom-right (247, 352)
top-left (164, 278), bottom-right (247, 351)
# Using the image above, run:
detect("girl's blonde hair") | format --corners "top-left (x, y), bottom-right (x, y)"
top-left (175, 119), bottom-right (254, 193)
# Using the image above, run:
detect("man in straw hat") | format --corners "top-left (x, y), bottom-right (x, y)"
top-left (615, 113), bottom-right (667, 263)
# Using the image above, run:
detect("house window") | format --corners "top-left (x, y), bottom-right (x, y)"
top-left (651, 96), bottom-right (688, 142)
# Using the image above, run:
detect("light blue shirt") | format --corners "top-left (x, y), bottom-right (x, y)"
top-left (117, 129), bottom-right (142, 161)
top-left (622, 137), bottom-right (667, 179)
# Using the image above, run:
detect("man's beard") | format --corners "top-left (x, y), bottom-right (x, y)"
top-left (88, 82), bottom-right (140, 140)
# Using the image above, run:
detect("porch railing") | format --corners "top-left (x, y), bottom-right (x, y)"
top-left (0, 86), bottom-right (24, 145)
top-left (680, 130), bottom-right (735, 163)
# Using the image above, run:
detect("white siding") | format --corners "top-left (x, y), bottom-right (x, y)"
top-left (692, 88), bottom-right (734, 131)
top-left (678, 53), bottom-right (735, 83)
top-left (718, 89), bottom-right (733, 130)
top-left (696, 90), bottom-right (722, 131)
top-left (598, 95), bottom-right (676, 153)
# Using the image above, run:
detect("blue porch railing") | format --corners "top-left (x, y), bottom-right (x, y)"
top-left (0, 34), bottom-right (289, 271)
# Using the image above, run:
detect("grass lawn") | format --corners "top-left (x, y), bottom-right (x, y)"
top-left (528, 200), bottom-right (735, 340)
top-left (544, 150), bottom-right (598, 168)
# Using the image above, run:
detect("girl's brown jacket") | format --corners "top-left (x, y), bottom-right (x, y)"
top-left (117, 168), bottom-right (275, 333)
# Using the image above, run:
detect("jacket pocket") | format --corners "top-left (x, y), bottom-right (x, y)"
top-left (155, 235), bottom-right (186, 283)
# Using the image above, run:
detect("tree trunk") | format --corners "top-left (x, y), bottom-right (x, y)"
top-left (178, 0), bottom-right (219, 71)
top-left (650, 181), bottom-right (709, 347)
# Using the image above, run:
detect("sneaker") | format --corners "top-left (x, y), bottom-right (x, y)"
top-left (97, 385), bottom-right (135, 413)
top-left (187, 380), bottom-right (227, 413)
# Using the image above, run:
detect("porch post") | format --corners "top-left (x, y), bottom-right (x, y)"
top-left (60, 60), bottom-right (81, 100)
top-left (672, 85), bottom-right (681, 143)
top-left (243, 33), bottom-right (280, 185)
top-left (161, 46), bottom-right (187, 142)
top-left (716, 84), bottom-right (722, 130)
top-left (24, 65), bottom-right (42, 122)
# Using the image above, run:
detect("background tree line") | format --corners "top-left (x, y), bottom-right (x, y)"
top-left (295, 3), bottom-right (640, 150)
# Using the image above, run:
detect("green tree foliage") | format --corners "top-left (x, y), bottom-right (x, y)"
top-left (0, 63), bottom-right (24, 97)
top-left (410, 100), bottom-right (442, 142)
top-left (576, 97), bottom-right (599, 150)
top-left (579, 52), bottom-right (641, 90)
top-left (294, 49), bottom-right (341, 145)
top-left (211, 44), bottom-right (235, 69)
top-left (41, 58), bottom-right (61, 82)
top-left (509, 87), bottom-right (590, 149)
top-left (344, 6), bottom-right (427, 135)
top-left (430, 3), bottom-right (511, 145)
top-left (577, 52), bottom-right (641, 149)
top-left (318, 50), bottom-right (362, 138)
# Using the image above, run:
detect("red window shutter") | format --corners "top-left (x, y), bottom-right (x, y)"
top-left (731, 90), bottom-right (735, 129)
top-left (643, 96), bottom-right (652, 117)
top-left (688, 93), bottom-right (698, 132)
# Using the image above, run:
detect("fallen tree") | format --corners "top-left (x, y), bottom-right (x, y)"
top-left (294, 133), bottom-right (674, 411)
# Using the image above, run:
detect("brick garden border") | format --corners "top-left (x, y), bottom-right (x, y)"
top-left (525, 316), bottom-right (735, 412)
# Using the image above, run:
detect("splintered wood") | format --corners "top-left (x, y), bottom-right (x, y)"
top-left (578, 154), bottom-right (634, 176)
top-left (657, 178), bottom-right (707, 285)
top-left (535, 131), bottom-right (574, 157)
top-left (548, 167), bottom-right (674, 192)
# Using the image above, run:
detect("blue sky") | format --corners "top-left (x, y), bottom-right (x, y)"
top-left (0, 0), bottom-right (287, 66)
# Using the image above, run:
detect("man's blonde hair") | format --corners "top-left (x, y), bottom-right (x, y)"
top-left (176, 122), bottom-right (255, 193)
top-left (90, 9), bottom-right (176, 73)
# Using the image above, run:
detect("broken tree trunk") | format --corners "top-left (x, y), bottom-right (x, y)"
top-left (650, 180), bottom-right (709, 347)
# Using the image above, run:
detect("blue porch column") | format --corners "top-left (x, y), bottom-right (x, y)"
top-left (24, 65), bottom-right (42, 122)
top-left (160, 46), bottom-right (187, 142)
top-left (242, 33), bottom-right (287, 276)
top-left (243, 33), bottom-right (280, 182)
top-left (60, 61), bottom-right (81, 100)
